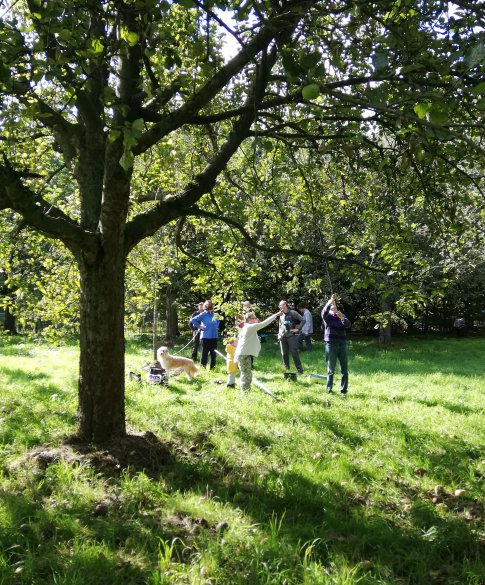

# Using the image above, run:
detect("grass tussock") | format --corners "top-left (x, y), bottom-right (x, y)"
top-left (0, 335), bottom-right (484, 584)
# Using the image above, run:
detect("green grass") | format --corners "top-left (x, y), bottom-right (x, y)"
top-left (0, 335), bottom-right (484, 584)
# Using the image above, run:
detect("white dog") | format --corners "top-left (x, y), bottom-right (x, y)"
top-left (156, 346), bottom-right (199, 381)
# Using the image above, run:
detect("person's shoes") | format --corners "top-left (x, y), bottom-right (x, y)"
top-left (326, 389), bottom-right (333, 394)
top-left (340, 393), bottom-right (347, 398)
top-left (226, 383), bottom-right (235, 388)
top-left (297, 370), bottom-right (304, 375)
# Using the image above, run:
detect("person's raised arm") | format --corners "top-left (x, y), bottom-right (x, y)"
top-left (251, 311), bottom-right (282, 331)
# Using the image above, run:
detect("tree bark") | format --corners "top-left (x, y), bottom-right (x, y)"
top-left (3, 306), bottom-right (17, 335)
top-left (1, 282), bottom-right (18, 334)
top-left (77, 252), bottom-right (126, 442)
top-left (164, 283), bottom-right (179, 343)
top-left (152, 283), bottom-right (159, 360)
top-left (379, 297), bottom-right (392, 348)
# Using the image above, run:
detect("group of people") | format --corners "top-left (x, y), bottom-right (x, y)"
top-left (188, 295), bottom-right (351, 396)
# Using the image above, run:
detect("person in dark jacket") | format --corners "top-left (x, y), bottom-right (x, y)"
top-left (189, 302), bottom-right (204, 361)
top-left (453, 316), bottom-right (466, 337)
top-left (189, 300), bottom-right (220, 369)
top-left (278, 300), bottom-right (306, 374)
top-left (321, 294), bottom-right (351, 395)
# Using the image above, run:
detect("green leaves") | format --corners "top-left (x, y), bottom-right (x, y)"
top-left (471, 82), bottom-right (485, 96)
top-left (302, 83), bottom-right (320, 101)
top-left (87, 38), bottom-right (105, 56)
top-left (372, 51), bottom-right (389, 72)
top-left (0, 63), bottom-right (11, 83)
top-left (300, 51), bottom-right (322, 71)
top-left (119, 151), bottom-right (135, 171)
top-left (464, 43), bottom-right (485, 68)
top-left (120, 28), bottom-right (140, 47)
top-left (119, 119), bottom-right (145, 171)
top-left (426, 104), bottom-right (449, 126)
top-left (414, 102), bottom-right (431, 119)
top-left (282, 49), bottom-right (323, 82)
top-left (414, 102), bottom-right (450, 125)
top-left (174, 0), bottom-right (196, 7)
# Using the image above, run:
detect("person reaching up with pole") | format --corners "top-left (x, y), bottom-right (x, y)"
top-left (321, 294), bottom-right (351, 396)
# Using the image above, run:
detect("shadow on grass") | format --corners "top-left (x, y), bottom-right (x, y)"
top-left (142, 439), bottom-right (483, 584)
top-left (0, 366), bottom-right (49, 385)
top-left (0, 490), bottom-right (153, 584)
top-left (377, 393), bottom-right (478, 416)
top-left (1, 413), bottom-right (483, 585)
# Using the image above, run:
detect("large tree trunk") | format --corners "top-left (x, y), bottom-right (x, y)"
top-left (164, 283), bottom-right (179, 344)
top-left (77, 252), bottom-right (126, 442)
top-left (152, 284), bottom-right (159, 360)
top-left (3, 305), bottom-right (17, 335)
top-left (379, 297), bottom-right (392, 348)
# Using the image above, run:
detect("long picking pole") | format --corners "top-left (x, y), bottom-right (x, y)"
top-left (214, 350), bottom-right (280, 401)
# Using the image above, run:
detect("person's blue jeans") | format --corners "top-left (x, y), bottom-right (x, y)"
top-left (325, 340), bottom-right (348, 394)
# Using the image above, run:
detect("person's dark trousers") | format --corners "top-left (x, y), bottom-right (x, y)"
top-left (298, 332), bottom-right (313, 351)
top-left (325, 340), bottom-right (348, 394)
top-left (191, 330), bottom-right (201, 361)
top-left (200, 338), bottom-right (218, 369)
top-left (280, 336), bottom-right (303, 373)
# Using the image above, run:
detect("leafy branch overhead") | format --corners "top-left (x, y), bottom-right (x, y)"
top-left (1, 0), bottom-right (483, 256)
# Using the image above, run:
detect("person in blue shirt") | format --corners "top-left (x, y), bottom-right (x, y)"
top-left (321, 294), bottom-right (351, 395)
top-left (189, 300), bottom-right (220, 369)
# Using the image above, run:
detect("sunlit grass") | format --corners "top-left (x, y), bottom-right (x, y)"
top-left (0, 334), bottom-right (484, 584)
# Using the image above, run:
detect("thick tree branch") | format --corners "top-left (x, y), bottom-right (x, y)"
top-left (134, 0), bottom-right (315, 154)
top-left (175, 217), bottom-right (216, 268)
top-left (0, 161), bottom-right (97, 258)
top-left (125, 42), bottom-right (281, 252)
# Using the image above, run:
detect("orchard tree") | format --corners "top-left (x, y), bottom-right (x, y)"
top-left (0, 0), bottom-right (320, 442)
top-left (1, 0), bottom-right (484, 442)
